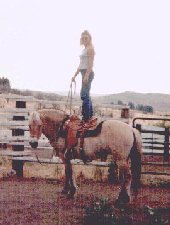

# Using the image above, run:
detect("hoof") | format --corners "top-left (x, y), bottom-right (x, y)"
top-left (115, 190), bottom-right (130, 208)
top-left (66, 186), bottom-right (76, 199)
top-left (67, 194), bottom-right (74, 199)
top-left (70, 186), bottom-right (76, 196)
top-left (61, 189), bottom-right (69, 195)
top-left (115, 196), bottom-right (130, 208)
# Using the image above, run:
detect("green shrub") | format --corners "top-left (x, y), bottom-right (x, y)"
top-left (84, 197), bottom-right (118, 225)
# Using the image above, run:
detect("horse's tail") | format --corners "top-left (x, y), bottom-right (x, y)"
top-left (129, 129), bottom-right (142, 194)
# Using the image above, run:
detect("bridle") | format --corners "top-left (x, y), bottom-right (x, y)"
top-left (30, 80), bottom-right (77, 162)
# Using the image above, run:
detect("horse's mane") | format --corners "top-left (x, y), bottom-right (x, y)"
top-left (28, 111), bottom-right (42, 125)
top-left (36, 109), bottom-right (67, 123)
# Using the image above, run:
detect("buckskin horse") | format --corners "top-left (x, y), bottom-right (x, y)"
top-left (28, 109), bottom-right (142, 204)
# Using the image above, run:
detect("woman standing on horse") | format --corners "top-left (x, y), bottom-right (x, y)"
top-left (72, 30), bottom-right (95, 124)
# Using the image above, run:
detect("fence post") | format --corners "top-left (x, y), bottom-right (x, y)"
top-left (12, 100), bottom-right (26, 177)
top-left (136, 124), bottom-right (141, 133)
top-left (164, 127), bottom-right (169, 161)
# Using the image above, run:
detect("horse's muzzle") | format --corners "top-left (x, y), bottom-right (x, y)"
top-left (29, 141), bottom-right (38, 148)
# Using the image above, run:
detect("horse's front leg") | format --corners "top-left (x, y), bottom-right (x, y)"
top-left (62, 153), bottom-right (77, 198)
top-left (115, 164), bottom-right (131, 206)
top-left (66, 162), bottom-right (77, 199)
top-left (61, 162), bottom-right (70, 195)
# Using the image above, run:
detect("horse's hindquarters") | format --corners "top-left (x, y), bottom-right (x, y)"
top-left (83, 120), bottom-right (135, 161)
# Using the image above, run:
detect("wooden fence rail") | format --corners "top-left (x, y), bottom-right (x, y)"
top-left (1, 106), bottom-right (170, 177)
top-left (133, 117), bottom-right (170, 161)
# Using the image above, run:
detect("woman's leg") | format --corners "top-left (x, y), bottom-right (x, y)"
top-left (80, 70), bottom-right (94, 121)
top-left (81, 97), bottom-right (93, 121)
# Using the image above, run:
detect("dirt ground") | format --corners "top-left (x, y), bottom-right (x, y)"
top-left (0, 177), bottom-right (169, 225)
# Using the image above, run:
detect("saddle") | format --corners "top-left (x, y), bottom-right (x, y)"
top-left (63, 115), bottom-right (102, 151)
top-left (64, 115), bottom-right (80, 149)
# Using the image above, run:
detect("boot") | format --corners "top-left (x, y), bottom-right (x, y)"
top-left (84, 117), bottom-right (97, 128)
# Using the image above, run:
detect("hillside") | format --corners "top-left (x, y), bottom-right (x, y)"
top-left (10, 89), bottom-right (67, 102)
top-left (93, 91), bottom-right (170, 112)
top-left (6, 89), bottom-right (170, 112)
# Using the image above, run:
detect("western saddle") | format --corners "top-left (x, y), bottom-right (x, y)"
top-left (64, 114), bottom-right (97, 162)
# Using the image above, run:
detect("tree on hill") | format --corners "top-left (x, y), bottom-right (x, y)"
top-left (136, 104), bottom-right (153, 113)
top-left (0, 77), bottom-right (11, 93)
top-left (117, 100), bottom-right (124, 105)
top-left (128, 101), bottom-right (135, 109)
top-left (136, 104), bottom-right (144, 111)
top-left (143, 105), bottom-right (154, 113)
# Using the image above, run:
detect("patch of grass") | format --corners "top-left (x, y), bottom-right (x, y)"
top-left (148, 179), bottom-right (170, 188)
top-left (83, 197), bottom-right (133, 225)
top-left (83, 197), bottom-right (117, 225)
top-left (154, 121), bottom-right (170, 129)
top-left (144, 206), bottom-right (169, 225)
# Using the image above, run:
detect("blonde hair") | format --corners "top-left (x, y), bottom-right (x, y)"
top-left (28, 111), bottom-right (42, 125)
top-left (80, 30), bottom-right (95, 53)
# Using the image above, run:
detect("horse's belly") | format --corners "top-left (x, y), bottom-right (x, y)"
top-left (82, 120), bottom-right (134, 160)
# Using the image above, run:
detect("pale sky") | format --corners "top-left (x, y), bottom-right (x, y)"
top-left (0, 0), bottom-right (170, 95)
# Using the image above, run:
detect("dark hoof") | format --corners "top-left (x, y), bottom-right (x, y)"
top-left (67, 194), bottom-right (74, 199)
top-left (115, 197), bottom-right (130, 208)
top-left (114, 200), bottom-right (126, 208)
top-left (61, 189), bottom-right (69, 195)
top-left (115, 192), bottom-right (130, 208)
top-left (70, 186), bottom-right (76, 196)
top-left (66, 186), bottom-right (76, 199)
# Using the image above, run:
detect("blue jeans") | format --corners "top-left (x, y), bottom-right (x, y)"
top-left (80, 69), bottom-right (94, 121)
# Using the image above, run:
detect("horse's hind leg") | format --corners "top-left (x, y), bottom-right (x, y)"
top-left (61, 163), bottom-right (70, 194)
top-left (62, 150), bottom-right (77, 198)
top-left (67, 164), bottom-right (77, 199)
top-left (115, 164), bottom-right (131, 206)
top-left (62, 149), bottom-right (73, 194)
top-left (62, 161), bottom-right (77, 199)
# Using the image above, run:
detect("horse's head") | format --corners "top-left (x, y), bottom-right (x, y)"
top-left (29, 109), bottom-right (69, 149)
top-left (28, 111), bottom-right (43, 148)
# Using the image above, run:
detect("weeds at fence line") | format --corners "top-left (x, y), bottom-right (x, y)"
top-left (144, 206), bottom-right (169, 225)
top-left (83, 197), bottom-right (118, 225)
top-left (83, 197), bottom-right (170, 225)
top-left (83, 197), bottom-right (134, 225)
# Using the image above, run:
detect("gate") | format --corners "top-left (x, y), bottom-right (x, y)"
top-left (133, 117), bottom-right (170, 161)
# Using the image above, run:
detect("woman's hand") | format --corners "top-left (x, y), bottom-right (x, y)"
top-left (71, 76), bottom-right (76, 82)
top-left (72, 69), bottom-right (79, 82)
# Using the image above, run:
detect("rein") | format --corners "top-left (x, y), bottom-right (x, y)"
top-left (65, 81), bottom-right (76, 115)
top-left (33, 118), bottom-right (66, 164)
top-left (33, 80), bottom-right (77, 163)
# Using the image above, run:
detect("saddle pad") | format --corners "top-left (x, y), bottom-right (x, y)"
top-left (77, 121), bottom-right (104, 138)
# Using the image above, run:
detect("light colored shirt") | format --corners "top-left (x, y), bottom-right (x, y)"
top-left (79, 49), bottom-right (89, 69)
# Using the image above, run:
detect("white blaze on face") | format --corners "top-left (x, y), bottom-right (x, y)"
top-left (29, 111), bottom-right (42, 139)
top-left (29, 137), bottom-right (38, 142)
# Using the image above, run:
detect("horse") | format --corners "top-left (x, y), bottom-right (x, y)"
top-left (28, 109), bottom-right (142, 204)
